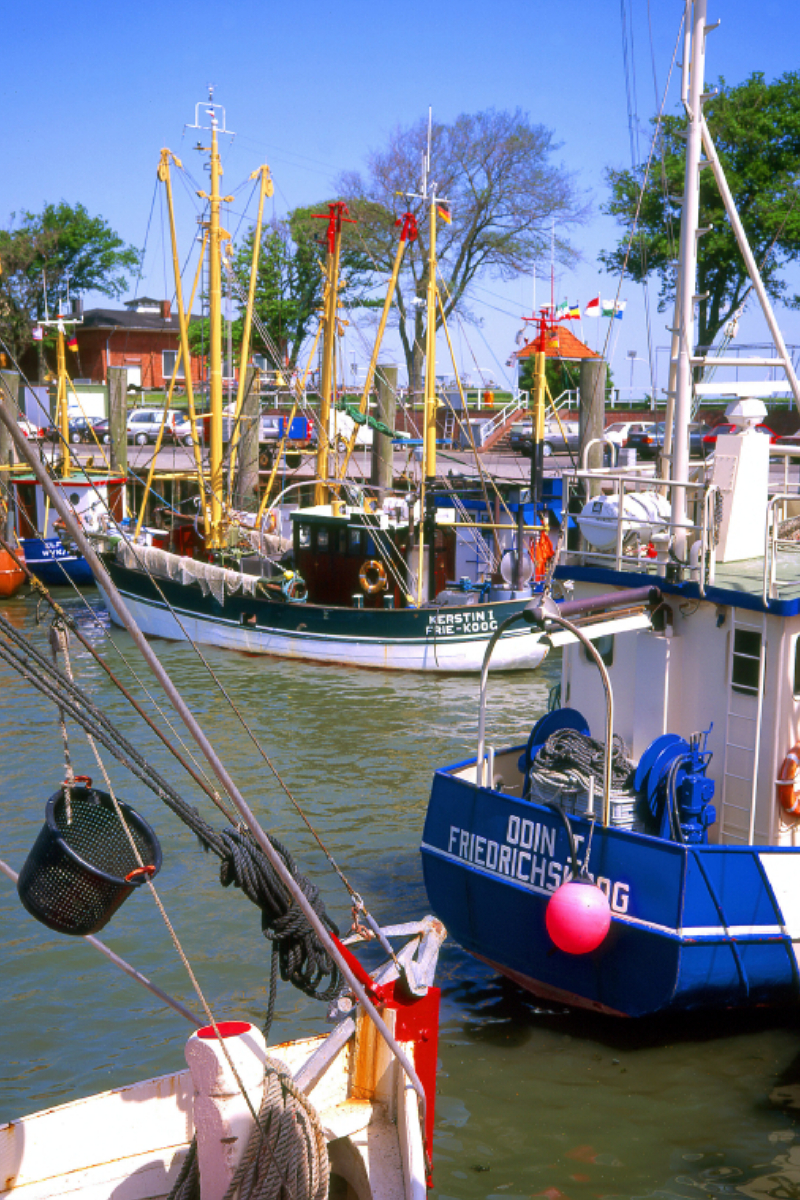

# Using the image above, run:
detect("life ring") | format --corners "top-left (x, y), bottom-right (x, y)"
top-left (359, 559), bottom-right (387, 594)
top-left (777, 744), bottom-right (800, 814)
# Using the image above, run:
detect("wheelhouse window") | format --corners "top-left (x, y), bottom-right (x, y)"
top-left (298, 524), bottom-right (311, 548)
top-left (162, 350), bottom-right (185, 380)
top-left (584, 634), bottom-right (614, 668)
top-left (732, 629), bottom-right (762, 695)
top-left (317, 527), bottom-right (329, 550)
top-left (349, 528), bottom-right (363, 555)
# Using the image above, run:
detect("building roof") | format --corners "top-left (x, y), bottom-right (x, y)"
top-left (515, 325), bottom-right (600, 361)
top-left (79, 307), bottom-right (198, 333)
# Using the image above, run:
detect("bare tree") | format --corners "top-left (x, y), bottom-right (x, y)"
top-left (339, 109), bottom-right (588, 392)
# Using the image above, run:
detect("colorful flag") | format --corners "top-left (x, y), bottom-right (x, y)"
top-left (567, 303), bottom-right (581, 320)
top-left (602, 299), bottom-right (626, 319)
top-left (584, 296), bottom-right (601, 318)
top-left (32, 326), bottom-right (43, 342)
top-left (436, 202), bottom-right (452, 225)
top-left (67, 333), bottom-right (78, 352)
top-left (555, 302), bottom-right (569, 320)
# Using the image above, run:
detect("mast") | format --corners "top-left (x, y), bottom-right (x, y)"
top-left (191, 90), bottom-right (234, 550)
top-left (313, 202), bottom-right (353, 507)
top-left (670, 0), bottom-right (708, 551)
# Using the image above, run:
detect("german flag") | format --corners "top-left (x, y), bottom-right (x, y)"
top-left (436, 202), bottom-right (452, 225)
top-left (67, 333), bottom-right (78, 352)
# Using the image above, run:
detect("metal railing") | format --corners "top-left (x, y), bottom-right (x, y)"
top-left (560, 467), bottom-right (718, 597)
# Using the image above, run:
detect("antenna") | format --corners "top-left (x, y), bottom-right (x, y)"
top-left (186, 86), bottom-right (236, 139)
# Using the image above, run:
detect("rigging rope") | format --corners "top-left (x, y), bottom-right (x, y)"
top-left (0, 611), bottom-right (343, 1033)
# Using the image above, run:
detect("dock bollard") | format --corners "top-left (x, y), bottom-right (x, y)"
top-left (185, 1020), bottom-right (267, 1200)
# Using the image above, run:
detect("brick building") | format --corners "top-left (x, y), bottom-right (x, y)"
top-left (75, 297), bottom-right (203, 389)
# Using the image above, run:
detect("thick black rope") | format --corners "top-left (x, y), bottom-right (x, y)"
top-left (0, 614), bottom-right (343, 1030)
top-left (534, 728), bottom-right (635, 792)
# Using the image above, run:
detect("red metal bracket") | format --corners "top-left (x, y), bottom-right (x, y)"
top-left (311, 201), bottom-right (356, 254)
top-left (395, 212), bottom-right (418, 243)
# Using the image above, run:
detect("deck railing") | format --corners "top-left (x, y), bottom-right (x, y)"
top-left (559, 467), bottom-right (718, 597)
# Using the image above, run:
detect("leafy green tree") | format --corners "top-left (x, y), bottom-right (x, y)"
top-left (0, 202), bottom-right (139, 368)
top-left (600, 72), bottom-right (800, 355)
top-left (338, 109), bottom-right (587, 393)
top-left (191, 207), bottom-right (373, 374)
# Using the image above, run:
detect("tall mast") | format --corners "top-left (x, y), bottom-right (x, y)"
top-left (191, 89), bottom-right (234, 550)
top-left (670, 0), bottom-right (708, 549)
top-left (312, 202), bottom-right (353, 507)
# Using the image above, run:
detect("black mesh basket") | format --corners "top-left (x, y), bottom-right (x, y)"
top-left (17, 782), bottom-right (162, 936)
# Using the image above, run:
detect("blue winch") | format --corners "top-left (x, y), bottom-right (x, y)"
top-left (634, 728), bottom-right (716, 844)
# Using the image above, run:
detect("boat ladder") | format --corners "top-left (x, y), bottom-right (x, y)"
top-left (719, 609), bottom-right (767, 845)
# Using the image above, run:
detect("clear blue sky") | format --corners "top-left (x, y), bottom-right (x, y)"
top-left (4, 0), bottom-right (799, 396)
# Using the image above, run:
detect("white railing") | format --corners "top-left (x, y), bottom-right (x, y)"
top-left (477, 390), bottom-right (529, 443)
top-left (559, 468), bottom-right (718, 597)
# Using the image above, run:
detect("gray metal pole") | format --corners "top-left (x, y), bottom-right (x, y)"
top-left (107, 366), bottom-right (128, 477)
top-left (672, 0), bottom-right (708, 553)
top-left (234, 367), bottom-right (260, 511)
top-left (0, 372), bottom-right (19, 542)
top-left (0, 396), bottom-right (428, 1115)
top-left (370, 364), bottom-right (397, 492)
top-left (579, 358), bottom-right (606, 497)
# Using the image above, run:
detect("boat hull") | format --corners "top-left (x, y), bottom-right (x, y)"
top-left (20, 538), bottom-right (94, 586)
top-left (97, 554), bottom-right (548, 672)
top-left (421, 765), bottom-right (800, 1016)
top-left (0, 549), bottom-right (26, 598)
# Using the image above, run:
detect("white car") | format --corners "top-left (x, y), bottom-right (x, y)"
top-left (17, 418), bottom-right (43, 441)
top-left (604, 420), bottom-right (655, 447)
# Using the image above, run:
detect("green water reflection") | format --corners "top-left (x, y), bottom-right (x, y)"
top-left (0, 590), bottom-right (798, 1200)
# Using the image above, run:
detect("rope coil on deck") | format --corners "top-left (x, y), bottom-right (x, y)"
top-left (168, 1056), bottom-right (329, 1200)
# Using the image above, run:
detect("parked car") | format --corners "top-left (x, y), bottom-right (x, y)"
top-left (17, 418), bottom-right (44, 441)
top-left (626, 422), bottom-right (712, 459)
top-left (702, 422), bottom-right (778, 449)
top-left (509, 419), bottom-right (580, 457)
top-left (127, 408), bottom-right (181, 445)
top-left (605, 420), bottom-right (655, 447)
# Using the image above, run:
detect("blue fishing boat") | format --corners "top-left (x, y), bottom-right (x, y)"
top-left (421, 0), bottom-right (800, 1017)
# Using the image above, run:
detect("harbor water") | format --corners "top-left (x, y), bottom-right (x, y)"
top-left (2, 589), bottom-right (800, 1200)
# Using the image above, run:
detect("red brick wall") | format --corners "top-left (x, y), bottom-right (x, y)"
top-left (77, 329), bottom-right (203, 388)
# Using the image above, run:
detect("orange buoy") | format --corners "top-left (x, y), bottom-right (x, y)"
top-left (777, 743), bottom-right (800, 815)
top-left (0, 547), bottom-right (26, 598)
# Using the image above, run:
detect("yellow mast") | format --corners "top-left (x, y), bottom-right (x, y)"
top-left (228, 163), bottom-right (273, 498)
top-left (194, 90), bottom-right (234, 550)
top-left (337, 212), bottom-right (418, 481)
top-left (56, 323), bottom-right (70, 480)
top-left (313, 202), bottom-right (353, 507)
top-left (158, 149), bottom-right (209, 539)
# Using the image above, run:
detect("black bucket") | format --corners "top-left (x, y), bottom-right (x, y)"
top-left (17, 782), bottom-right (162, 936)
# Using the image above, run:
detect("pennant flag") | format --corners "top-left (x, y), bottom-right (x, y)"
top-left (436, 202), bottom-right (452, 225)
top-left (602, 299), bottom-right (626, 319)
top-left (584, 296), bottom-right (601, 318)
top-left (32, 326), bottom-right (43, 342)
top-left (67, 333), bottom-right (78, 352)
top-left (567, 303), bottom-right (581, 320)
top-left (555, 301), bottom-right (569, 320)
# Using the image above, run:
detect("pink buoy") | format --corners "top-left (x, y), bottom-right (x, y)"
top-left (545, 879), bottom-right (612, 954)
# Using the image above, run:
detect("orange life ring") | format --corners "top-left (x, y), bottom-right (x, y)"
top-left (777, 744), bottom-right (800, 814)
top-left (359, 559), bottom-right (388, 594)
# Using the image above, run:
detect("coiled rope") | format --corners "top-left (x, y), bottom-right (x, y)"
top-left (169, 1056), bottom-right (329, 1200)
top-left (533, 728), bottom-right (635, 792)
